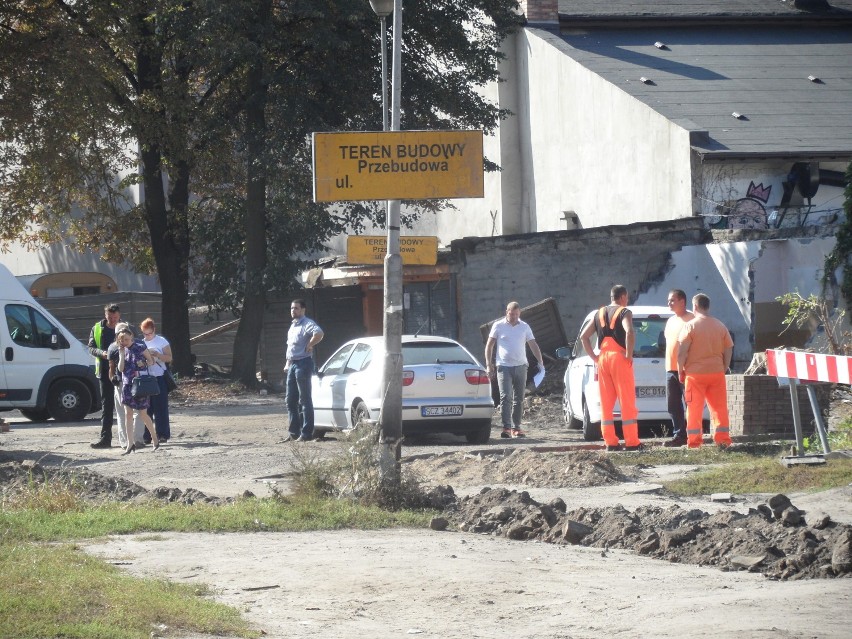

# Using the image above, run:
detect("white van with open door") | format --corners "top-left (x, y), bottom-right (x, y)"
top-left (0, 264), bottom-right (101, 421)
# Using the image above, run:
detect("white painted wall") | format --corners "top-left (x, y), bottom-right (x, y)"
top-left (516, 29), bottom-right (695, 231)
top-left (0, 243), bottom-right (159, 293)
top-left (635, 236), bottom-right (845, 364)
top-left (634, 243), bottom-right (756, 364)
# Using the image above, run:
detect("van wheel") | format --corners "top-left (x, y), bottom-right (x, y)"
top-left (47, 379), bottom-right (91, 422)
top-left (21, 408), bottom-right (51, 422)
top-left (582, 399), bottom-right (602, 441)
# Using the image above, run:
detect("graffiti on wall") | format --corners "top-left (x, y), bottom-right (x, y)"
top-left (709, 181), bottom-right (772, 230)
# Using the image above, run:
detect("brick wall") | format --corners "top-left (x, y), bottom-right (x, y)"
top-left (726, 375), bottom-right (830, 438)
top-left (519, 0), bottom-right (558, 24)
top-left (451, 218), bottom-right (706, 355)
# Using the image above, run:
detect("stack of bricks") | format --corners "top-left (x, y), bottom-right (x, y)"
top-left (726, 375), bottom-right (829, 437)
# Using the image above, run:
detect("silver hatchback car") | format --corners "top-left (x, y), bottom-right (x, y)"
top-left (311, 334), bottom-right (494, 443)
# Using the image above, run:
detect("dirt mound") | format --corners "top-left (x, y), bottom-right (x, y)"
top-left (447, 486), bottom-right (852, 580)
top-left (0, 460), bottom-right (232, 506)
top-left (405, 449), bottom-right (625, 488)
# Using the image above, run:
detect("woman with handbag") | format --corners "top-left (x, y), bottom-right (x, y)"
top-left (116, 328), bottom-right (159, 454)
top-left (141, 317), bottom-right (172, 443)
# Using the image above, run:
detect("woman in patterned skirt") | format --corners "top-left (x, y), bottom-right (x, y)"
top-left (116, 328), bottom-right (159, 454)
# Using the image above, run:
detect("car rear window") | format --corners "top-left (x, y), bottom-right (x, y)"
top-left (402, 342), bottom-right (476, 366)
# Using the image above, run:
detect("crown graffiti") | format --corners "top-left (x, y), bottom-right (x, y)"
top-left (747, 181), bottom-right (771, 203)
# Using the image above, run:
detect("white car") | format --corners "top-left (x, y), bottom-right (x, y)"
top-left (556, 306), bottom-right (673, 441)
top-left (311, 334), bottom-right (494, 443)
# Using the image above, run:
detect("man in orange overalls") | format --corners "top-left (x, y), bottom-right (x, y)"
top-left (580, 285), bottom-right (642, 451)
top-left (677, 293), bottom-right (734, 449)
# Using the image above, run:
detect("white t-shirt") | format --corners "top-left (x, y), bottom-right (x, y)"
top-left (489, 318), bottom-right (534, 367)
top-left (143, 334), bottom-right (170, 377)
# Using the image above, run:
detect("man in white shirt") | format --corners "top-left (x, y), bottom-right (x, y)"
top-left (485, 301), bottom-right (544, 438)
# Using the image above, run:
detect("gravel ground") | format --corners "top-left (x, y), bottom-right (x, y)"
top-left (2, 382), bottom-right (851, 638)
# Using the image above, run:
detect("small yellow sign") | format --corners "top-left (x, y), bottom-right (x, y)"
top-left (347, 235), bottom-right (438, 265)
top-left (312, 130), bottom-right (484, 202)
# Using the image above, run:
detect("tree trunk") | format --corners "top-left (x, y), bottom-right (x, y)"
top-left (136, 24), bottom-right (194, 377)
top-left (231, 49), bottom-right (269, 387)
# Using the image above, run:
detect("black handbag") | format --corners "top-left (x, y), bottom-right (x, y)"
top-left (131, 372), bottom-right (160, 399)
top-left (164, 368), bottom-right (177, 394)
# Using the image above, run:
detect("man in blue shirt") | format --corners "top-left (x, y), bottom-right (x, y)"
top-left (285, 299), bottom-right (324, 441)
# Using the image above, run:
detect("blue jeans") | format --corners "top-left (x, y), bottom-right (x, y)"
top-left (286, 357), bottom-right (315, 438)
top-left (497, 364), bottom-right (528, 429)
top-left (146, 375), bottom-right (171, 441)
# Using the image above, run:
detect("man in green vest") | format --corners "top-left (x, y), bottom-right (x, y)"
top-left (88, 303), bottom-right (121, 448)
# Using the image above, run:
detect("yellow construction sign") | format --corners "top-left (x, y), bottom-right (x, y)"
top-left (313, 130), bottom-right (484, 202)
top-left (347, 235), bottom-right (438, 265)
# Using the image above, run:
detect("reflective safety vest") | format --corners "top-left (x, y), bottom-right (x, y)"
top-left (595, 306), bottom-right (628, 349)
top-left (92, 321), bottom-right (105, 376)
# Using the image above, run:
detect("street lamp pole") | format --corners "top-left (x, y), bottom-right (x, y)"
top-left (379, 15), bottom-right (389, 132)
top-left (368, 1), bottom-right (391, 131)
top-left (368, 0), bottom-right (404, 466)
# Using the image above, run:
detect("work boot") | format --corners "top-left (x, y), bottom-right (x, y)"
top-left (90, 439), bottom-right (112, 449)
top-left (605, 444), bottom-right (623, 452)
top-left (663, 436), bottom-right (687, 448)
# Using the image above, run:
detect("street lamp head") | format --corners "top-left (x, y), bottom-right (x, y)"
top-left (369, 0), bottom-right (394, 17)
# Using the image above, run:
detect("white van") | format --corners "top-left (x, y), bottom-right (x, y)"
top-left (0, 264), bottom-right (100, 421)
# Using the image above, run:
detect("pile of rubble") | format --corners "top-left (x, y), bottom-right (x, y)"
top-left (406, 449), bottom-right (625, 489)
top-left (441, 486), bottom-right (852, 580)
top-left (0, 460), bottom-right (231, 506)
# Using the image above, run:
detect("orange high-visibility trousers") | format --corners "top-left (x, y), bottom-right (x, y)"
top-left (684, 372), bottom-right (731, 448)
top-left (597, 341), bottom-right (640, 447)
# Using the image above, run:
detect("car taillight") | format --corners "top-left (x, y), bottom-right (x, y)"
top-left (465, 369), bottom-right (490, 385)
top-left (402, 370), bottom-right (414, 386)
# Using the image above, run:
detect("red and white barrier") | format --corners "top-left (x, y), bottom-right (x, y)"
top-left (766, 349), bottom-right (852, 385)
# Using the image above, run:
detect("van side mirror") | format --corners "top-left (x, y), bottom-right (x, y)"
top-left (50, 332), bottom-right (60, 350)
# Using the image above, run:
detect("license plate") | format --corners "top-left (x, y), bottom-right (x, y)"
top-left (421, 405), bottom-right (463, 417)
top-left (636, 386), bottom-right (666, 398)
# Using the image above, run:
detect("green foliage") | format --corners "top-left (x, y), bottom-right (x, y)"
top-left (804, 416), bottom-right (852, 454)
top-left (664, 456), bottom-right (852, 496)
top-left (0, 0), bottom-right (524, 380)
top-left (776, 291), bottom-right (850, 355)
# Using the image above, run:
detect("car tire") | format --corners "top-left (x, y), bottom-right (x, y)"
top-left (351, 400), bottom-right (371, 428)
top-left (21, 408), bottom-right (51, 422)
top-left (582, 398), bottom-right (602, 442)
top-left (465, 420), bottom-right (491, 445)
top-left (564, 397), bottom-right (582, 429)
top-left (47, 379), bottom-right (91, 422)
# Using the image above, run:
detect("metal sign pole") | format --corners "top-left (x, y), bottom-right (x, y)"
top-left (379, 0), bottom-right (404, 468)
